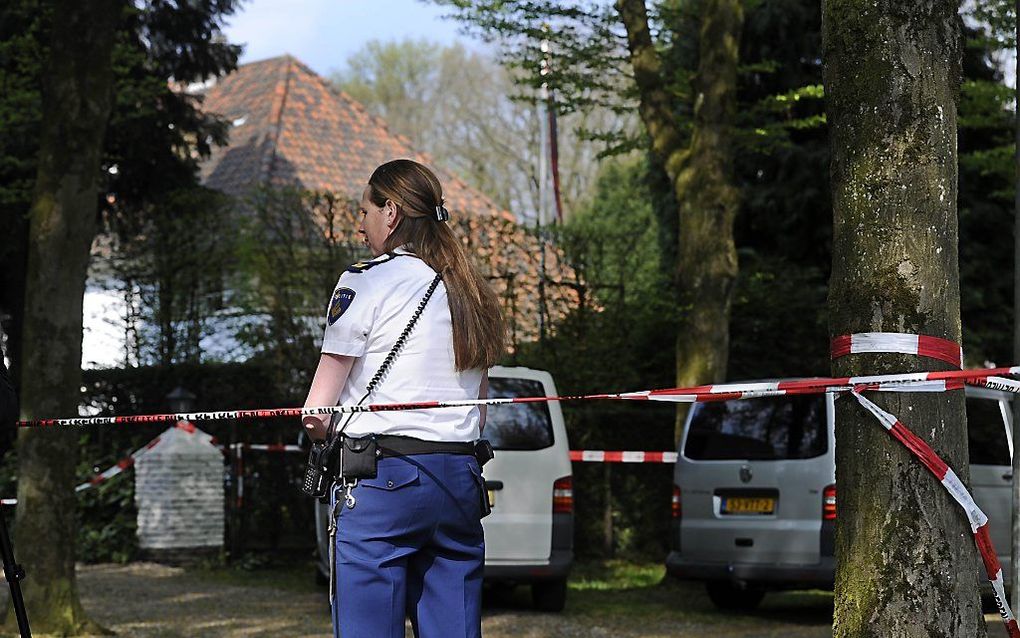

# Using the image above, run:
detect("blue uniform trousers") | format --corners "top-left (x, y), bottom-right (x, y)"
top-left (331, 453), bottom-right (485, 638)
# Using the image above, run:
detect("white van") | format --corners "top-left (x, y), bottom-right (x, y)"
top-left (666, 383), bottom-right (1013, 610)
top-left (315, 365), bottom-right (574, 611)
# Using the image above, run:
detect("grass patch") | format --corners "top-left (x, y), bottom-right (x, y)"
top-left (569, 560), bottom-right (666, 591)
top-left (564, 561), bottom-right (733, 626)
top-left (562, 560), bottom-right (832, 630)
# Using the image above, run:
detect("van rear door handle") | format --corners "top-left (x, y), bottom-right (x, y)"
top-left (1003, 473), bottom-right (1013, 481)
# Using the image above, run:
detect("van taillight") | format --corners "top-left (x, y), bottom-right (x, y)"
top-left (822, 484), bottom-right (836, 521)
top-left (671, 486), bottom-right (682, 519)
top-left (553, 476), bottom-right (573, 514)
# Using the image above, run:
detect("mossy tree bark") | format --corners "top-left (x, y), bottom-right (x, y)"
top-left (823, 1), bottom-right (986, 636)
top-left (617, 0), bottom-right (743, 442)
top-left (8, 0), bottom-right (119, 634)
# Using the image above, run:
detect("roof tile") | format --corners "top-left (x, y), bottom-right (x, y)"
top-left (199, 55), bottom-right (510, 220)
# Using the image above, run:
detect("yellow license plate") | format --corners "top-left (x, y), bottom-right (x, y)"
top-left (487, 490), bottom-right (496, 508)
top-left (722, 497), bottom-right (774, 515)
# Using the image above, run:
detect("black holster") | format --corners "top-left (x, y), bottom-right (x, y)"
top-left (473, 439), bottom-right (494, 467)
top-left (301, 436), bottom-right (340, 500)
top-left (340, 435), bottom-right (378, 480)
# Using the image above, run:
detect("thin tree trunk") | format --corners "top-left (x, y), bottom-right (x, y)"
top-left (823, 1), bottom-right (985, 635)
top-left (9, 0), bottom-right (119, 633)
top-left (672, 0), bottom-right (742, 441)
top-left (616, 0), bottom-right (743, 443)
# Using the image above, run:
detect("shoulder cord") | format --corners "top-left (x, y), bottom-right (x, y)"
top-left (326, 272), bottom-right (443, 440)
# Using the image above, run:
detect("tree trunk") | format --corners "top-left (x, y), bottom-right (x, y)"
top-left (823, 1), bottom-right (986, 636)
top-left (616, 0), bottom-right (743, 442)
top-left (9, 0), bottom-right (120, 634)
top-left (672, 0), bottom-right (742, 440)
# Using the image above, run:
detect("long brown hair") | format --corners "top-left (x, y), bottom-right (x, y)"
top-left (368, 159), bottom-right (506, 371)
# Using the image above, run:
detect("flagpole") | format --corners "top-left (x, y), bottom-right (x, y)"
top-left (537, 30), bottom-right (551, 342)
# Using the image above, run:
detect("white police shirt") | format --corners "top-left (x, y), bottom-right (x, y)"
top-left (320, 248), bottom-right (483, 442)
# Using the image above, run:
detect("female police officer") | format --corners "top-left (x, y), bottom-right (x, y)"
top-left (302, 159), bottom-right (506, 638)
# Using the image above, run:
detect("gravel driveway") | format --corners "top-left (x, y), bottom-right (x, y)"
top-left (0, 562), bottom-right (1007, 637)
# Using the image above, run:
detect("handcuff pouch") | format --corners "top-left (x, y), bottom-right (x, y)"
top-left (340, 435), bottom-right (378, 480)
top-left (473, 439), bottom-right (494, 468)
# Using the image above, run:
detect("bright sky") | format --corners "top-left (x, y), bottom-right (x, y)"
top-left (223, 0), bottom-right (480, 76)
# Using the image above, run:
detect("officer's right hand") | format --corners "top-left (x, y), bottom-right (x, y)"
top-left (302, 415), bottom-right (328, 442)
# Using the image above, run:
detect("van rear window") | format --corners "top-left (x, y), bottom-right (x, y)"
top-left (967, 397), bottom-right (1010, 466)
top-left (482, 377), bottom-right (554, 450)
top-left (683, 396), bottom-right (827, 461)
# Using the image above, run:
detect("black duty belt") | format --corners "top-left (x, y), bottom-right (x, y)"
top-left (373, 435), bottom-right (476, 458)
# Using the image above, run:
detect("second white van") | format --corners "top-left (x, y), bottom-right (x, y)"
top-left (665, 383), bottom-right (1013, 610)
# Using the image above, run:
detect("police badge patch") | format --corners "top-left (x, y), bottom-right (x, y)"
top-left (327, 287), bottom-right (356, 325)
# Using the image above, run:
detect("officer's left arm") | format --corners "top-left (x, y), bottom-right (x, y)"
top-left (302, 353), bottom-right (355, 441)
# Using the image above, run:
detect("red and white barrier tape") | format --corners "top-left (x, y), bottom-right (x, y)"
top-left (831, 332), bottom-right (964, 368)
top-left (570, 450), bottom-right (677, 463)
top-left (4, 422), bottom-right (210, 506)
top-left (233, 443), bottom-right (670, 461)
top-left (832, 331), bottom-right (1017, 636)
top-left (228, 443), bottom-right (302, 453)
top-left (852, 391), bottom-right (1018, 634)
top-left (15, 365), bottom-right (1020, 429)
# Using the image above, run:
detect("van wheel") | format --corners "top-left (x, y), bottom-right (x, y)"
top-left (705, 581), bottom-right (765, 611)
top-left (532, 578), bottom-right (567, 612)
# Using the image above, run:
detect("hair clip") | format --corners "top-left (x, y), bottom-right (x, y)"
top-left (434, 205), bottom-right (450, 222)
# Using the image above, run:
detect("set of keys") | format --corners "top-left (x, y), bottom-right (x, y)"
top-left (340, 479), bottom-right (358, 509)
top-left (327, 478), bottom-right (359, 601)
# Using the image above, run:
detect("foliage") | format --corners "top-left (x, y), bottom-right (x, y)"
top-left (729, 254), bottom-right (829, 379)
top-left (970, 0), bottom-right (1015, 49)
top-left (429, 0), bottom-right (828, 557)
top-left (230, 186), bottom-right (361, 395)
top-left (512, 146), bottom-right (826, 556)
top-left (333, 38), bottom-right (631, 219)
top-left (433, 1), bottom-right (636, 120)
top-left (955, 18), bottom-right (1016, 366)
top-left (76, 468), bottom-right (138, 564)
top-left (508, 156), bottom-right (677, 558)
top-left (0, 0), bottom-right (47, 365)
top-left (0, 0), bottom-right (242, 369)
top-left (97, 186), bottom-right (238, 367)
top-left (433, 0), bottom-right (827, 162)
top-left (101, 0), bottom-right (241, 217)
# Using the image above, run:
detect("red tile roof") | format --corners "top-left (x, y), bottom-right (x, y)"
top-left (198, 55), bottom-right (508, 219)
